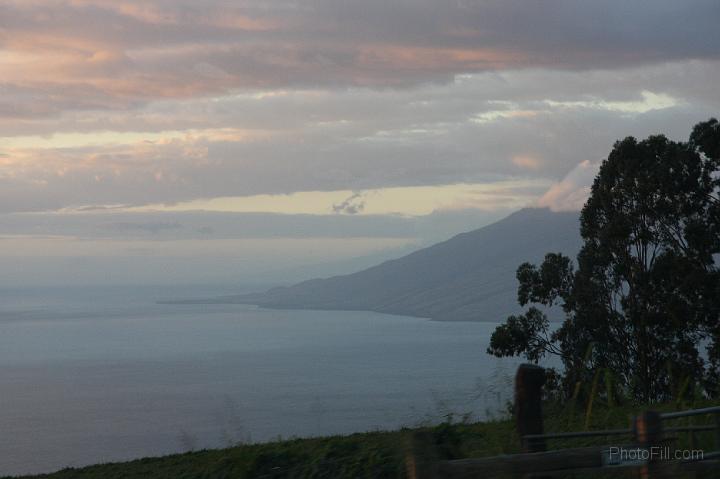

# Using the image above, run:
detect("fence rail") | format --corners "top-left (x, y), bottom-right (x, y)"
top-left (523, 424), bottom-right (718, 442)
top-left (406, 364), bottom-right (720, 478)
top-left (660, 406), bottom-right (720, 420)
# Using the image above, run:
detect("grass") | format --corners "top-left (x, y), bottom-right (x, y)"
top-left (7, 419), bottom-right (514, 479)
top-left (9, 398), bottom-right (720, 479)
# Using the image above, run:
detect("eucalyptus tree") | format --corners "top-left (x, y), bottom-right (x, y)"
top-left (488, 119), bottom-right (720, 402)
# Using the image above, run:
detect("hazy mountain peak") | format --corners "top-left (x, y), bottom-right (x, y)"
top-left (236, 208), bottom-right (581, 321)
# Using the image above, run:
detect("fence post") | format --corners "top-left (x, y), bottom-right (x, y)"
top-left (405, 431), bottom-right (440, 479)
top-left (515, 363), bottom-right (546, 453)
top-left (634, 410), bottom-right (665, 479)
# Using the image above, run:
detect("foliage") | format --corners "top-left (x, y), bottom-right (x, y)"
top-left (13, 398), bottom-right (720, 479)
top-left (488, 119), bottom-right (720, 402)
top-left (10, 420), bottom-right (516, 479)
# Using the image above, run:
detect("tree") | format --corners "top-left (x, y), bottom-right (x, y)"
top-left (488, 119), bottom-right (720, 402)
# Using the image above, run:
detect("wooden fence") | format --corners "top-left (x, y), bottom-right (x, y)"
top-left (406, 364), bottom-right (720, 478)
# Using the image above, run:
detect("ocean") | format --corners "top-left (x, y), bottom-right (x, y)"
top-left (0, 284), bottom-right (523, 476)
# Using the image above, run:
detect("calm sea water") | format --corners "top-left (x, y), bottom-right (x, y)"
top-left (0, 284), bottom-right (523, 476)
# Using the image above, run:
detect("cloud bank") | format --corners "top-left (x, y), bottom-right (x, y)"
top-left (1, 1), bottom-right (718, 214)
top-left (2, 0), bottom-right (718, 111)
top-left (1, 0), bottom-right (718, 284)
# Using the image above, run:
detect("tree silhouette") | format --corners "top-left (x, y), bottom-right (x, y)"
top-left (488, 119), bottom-right (720, 402)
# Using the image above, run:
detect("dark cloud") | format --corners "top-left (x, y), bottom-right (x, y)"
top-left (332, 192), bottom-right (366, 215)
top-left (1, 0), bottom-right (719, 117)
top-left (0, 209), bottom-right (507, 243)
top-left (76, 204), bottom-right (134, 212)
top-left (105, 221), bottom-right (183, 234)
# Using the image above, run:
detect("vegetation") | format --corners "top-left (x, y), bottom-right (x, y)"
top-left (488, 119), bottom-right (720, 402)
top-left (11, 397), bottom-right (719, 479)
top-left (8, 420), bottom-right (513, 479)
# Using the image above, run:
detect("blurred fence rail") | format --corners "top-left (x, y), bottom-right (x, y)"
top-left (406, 364), bottom-right (720, 478)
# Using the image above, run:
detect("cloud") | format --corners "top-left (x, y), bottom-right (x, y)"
top-left (3, 1), bottom-right (716, 285)
top-left (511, 155), bottom-right (542, 170)
top-left (105, 221), bottom-right (183, 234)
top-left (1, 0), bottom-right (719, 119)
top-left (332, 192), bottom-right (366, 215)
top-left (536, 160), bottom-right (601, 211)
top-left (1, 2), bottom-right (719, 215)
top-left (0, 76), bottom-right (713, 213)
top-left (0, 208), bottom-right (506, 244)
top-left (0, 206), bottom-right (514, 286)
top-left (543, 91), bottom-right (679, 114)
top-left (75, 204), bottom-right (133, 212)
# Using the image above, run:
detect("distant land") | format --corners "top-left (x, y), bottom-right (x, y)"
top-left (174, 208), bottom-right (581, 322)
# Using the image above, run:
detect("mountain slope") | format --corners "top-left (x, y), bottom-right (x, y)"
top-left (236, 208), bottom-right (581, 321)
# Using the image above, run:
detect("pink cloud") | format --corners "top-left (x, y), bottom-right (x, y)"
top-left (536, 160), bottom-right (600, 211)
top-left (1, 0), bottom-right (717, 120)
top-left (512, 155), bottom-right (542, 170)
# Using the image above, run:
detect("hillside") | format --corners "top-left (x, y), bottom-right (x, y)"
top-left (234, 208), bottom-right (581, 322)
top-left (16, 399), bottom-right (720, 479)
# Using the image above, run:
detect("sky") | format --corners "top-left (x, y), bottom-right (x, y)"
top-left (1, 0), bottom-right (719, 286)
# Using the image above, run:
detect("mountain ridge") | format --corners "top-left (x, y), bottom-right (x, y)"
top-left (231, 207), bottom-right (582, 321)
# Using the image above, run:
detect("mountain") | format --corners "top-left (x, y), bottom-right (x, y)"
top-left (233, 208), bottom-right (582, 321)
